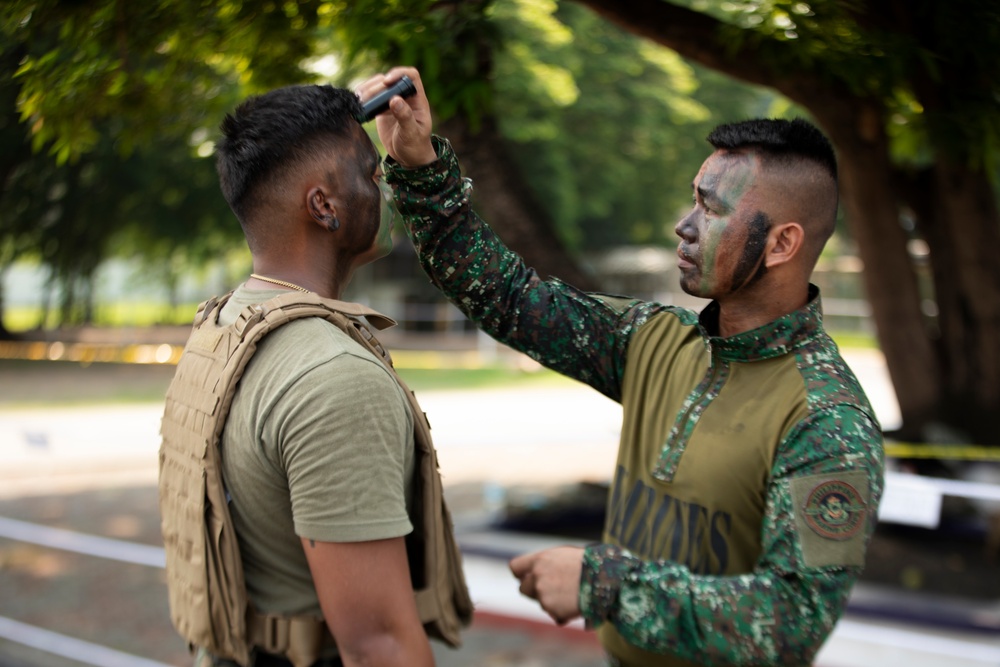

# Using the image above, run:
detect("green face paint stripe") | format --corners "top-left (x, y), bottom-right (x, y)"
top-left (696, 153), bottom-right (758, 293)
top-left (699, 225), bottom-right (724, 293)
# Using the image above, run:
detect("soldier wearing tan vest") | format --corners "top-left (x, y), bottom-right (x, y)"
top-left (158, 84), bottom-right (470, 667)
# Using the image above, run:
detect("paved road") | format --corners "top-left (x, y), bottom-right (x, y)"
top-left (2, 350), bottom-right (999, 667)
top-left (0, 349), bottom-right (901, 495)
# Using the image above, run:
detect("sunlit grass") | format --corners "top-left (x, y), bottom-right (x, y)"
top-left (0, 358), bottom-right (575, 408)
top-left (4, 303), bottom-right (201, 331)
top-left (830, 330), bottom-right (878, 350)
top-left (397, 366), bottom-right (576, 391)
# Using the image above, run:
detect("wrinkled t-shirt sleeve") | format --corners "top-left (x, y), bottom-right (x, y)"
top-left (386, 136), bottom-right (665, 402)
top-left (269, 352), bottom-right (414, 543)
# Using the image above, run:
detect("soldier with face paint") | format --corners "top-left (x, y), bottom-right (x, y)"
top-left (163, 84), bottom-right (450, 667)
top-left (363, 66), bottom-right (884, 667)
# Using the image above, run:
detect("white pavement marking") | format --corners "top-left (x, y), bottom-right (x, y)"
top-left (4, 516), bottom-right (1000, 667)
top-left (818, 618), bottom-right (1000, 667)
top-left (0, 615), bottom-right (175, 667)
top-left (0, 516), bottom-right (166, 567)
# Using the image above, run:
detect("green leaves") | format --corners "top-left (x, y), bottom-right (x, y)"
top-left (2, 0), bottom-right (328, 163)
top-left (492, 2), bottom-right (768, 250)
top-left (326, 0), bottom-right (501, 124)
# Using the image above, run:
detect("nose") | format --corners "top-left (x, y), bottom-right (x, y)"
top-left (675, 209), bottom-right (697, 243)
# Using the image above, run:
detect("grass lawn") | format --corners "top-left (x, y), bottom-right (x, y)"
top-left (0, 358), bottom-right (574, 408)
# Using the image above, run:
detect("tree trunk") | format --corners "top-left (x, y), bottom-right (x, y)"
top-left (436, 113), bottom-right (599, 291)
top-left (0, 265), bottom-right (10, 339)
top-left (812, 103), bottom-right (940, 437)
top-left (83, 276), bottom-right (95, 325)
top-left (901, 162), bottom-right (1000, 444)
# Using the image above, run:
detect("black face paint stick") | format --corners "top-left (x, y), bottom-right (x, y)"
top-left (357, 76), bottom-right (417, 122)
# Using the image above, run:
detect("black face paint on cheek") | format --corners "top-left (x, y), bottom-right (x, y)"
top-left (345, 176), bottom-right (380, 237)
top-left (337, 146), bottom-right (382, 251)
top-left (730, 211), bottom-right (771, 292)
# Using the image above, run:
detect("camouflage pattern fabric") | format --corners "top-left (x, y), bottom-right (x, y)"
top-left (386, 137), bottom-right (885, 666)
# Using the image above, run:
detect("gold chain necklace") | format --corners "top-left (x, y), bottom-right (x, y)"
top-left (250, 273), bottom-right (310, 293)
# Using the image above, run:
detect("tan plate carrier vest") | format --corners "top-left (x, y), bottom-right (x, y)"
top-left (158, 291), bottom-right (473, 667)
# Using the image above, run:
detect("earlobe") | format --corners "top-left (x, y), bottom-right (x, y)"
top-left (307, 187), bottom-right (340, 232)
top-left (765, 222), bottom-right (804, 268)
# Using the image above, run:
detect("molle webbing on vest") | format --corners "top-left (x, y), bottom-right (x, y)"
top-left (158, 292), bottom-right (472, 667)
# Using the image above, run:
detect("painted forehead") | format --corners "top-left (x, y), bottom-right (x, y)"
top-left (361, 132), bottom-right (381, 173)
top-left (350, 120), bottom-right (380, 167)
top-left (330, 128), bottom-right (380, 175)
top-left (695, 150), bottom-right (759, 210)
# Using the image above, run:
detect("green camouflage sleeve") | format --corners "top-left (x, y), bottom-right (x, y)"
top-left (580, 406), bottom-right (884, 666)
top-left (385, 136), bottom-right (666, 401)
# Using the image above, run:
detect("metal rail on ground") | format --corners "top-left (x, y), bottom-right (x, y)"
top-left (1, 516), bottom-right (999, 667)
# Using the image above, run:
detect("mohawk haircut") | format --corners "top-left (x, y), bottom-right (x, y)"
top-left (215, 84), bottom-right (364, 222)
top-left (706, 118), bottom-right (837, 183)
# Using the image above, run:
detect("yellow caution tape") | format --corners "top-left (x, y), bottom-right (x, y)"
top-left (0, 340), bottom-right (184, 365)
top-left (0, 341), bottom-right (495, 370)
top-left (884, 442), bottom-right (1000, 462)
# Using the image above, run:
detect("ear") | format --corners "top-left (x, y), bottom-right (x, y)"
top-left (306, 186), bottom-right (340, 232)
top-left (764, 222), bottom-right (804, 268)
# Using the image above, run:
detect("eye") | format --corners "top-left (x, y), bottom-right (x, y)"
top-left (693, 194), bottom-right (712, 214)
top-left (376, 175), bottom-right (393, 203)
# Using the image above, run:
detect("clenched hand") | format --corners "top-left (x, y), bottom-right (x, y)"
top-left (509, 546), bottom-right (585, 625)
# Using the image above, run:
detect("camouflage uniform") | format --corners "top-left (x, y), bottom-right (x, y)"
top-left (386, 137), bottom-right (884, 666)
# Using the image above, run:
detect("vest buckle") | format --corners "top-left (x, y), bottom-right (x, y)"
top-left (234, 304), bottom-right (265, 337)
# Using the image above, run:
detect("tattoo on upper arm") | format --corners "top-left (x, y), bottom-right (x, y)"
top-left (309, 539), bottom-right (316, 548)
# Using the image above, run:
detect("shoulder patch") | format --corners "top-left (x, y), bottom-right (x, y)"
top-left (790, 471), bottom-right (871, 568)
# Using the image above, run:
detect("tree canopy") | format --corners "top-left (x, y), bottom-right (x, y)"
top-left (4, 0), bottom-right (997, 443)
top-left (1, 0), bottom-right (775, 317)
top-left (575, 0), bottom-right (1000, 443)
top-left (0, 0), bottom-right (331, 327)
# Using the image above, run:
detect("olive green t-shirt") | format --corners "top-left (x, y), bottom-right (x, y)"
top-left (218, 285), bottom-right (415, 615)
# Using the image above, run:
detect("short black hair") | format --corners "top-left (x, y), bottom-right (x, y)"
top-left (215, 84), bottom-right (364, 222)
top-left (706, 118), bottom-right (837, 182)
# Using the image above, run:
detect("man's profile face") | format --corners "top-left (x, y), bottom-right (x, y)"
top-left (674, 150), bottom-right (772, 300)
top-left (341, 133), bottom-right (393, 268)
top-left (368, 159), bottom-right (395, 261)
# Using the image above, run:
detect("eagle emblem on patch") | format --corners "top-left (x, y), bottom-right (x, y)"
top-left (802, 480), bottom-right (866, 540)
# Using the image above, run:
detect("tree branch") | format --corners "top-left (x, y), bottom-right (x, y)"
top-left (570, 0), bottom-right (848, 110)
top-left (571, 0), bottom-right (763, 83)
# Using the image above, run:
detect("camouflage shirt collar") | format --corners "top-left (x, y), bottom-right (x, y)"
top-left (698, 284), bottom-right (824, 362)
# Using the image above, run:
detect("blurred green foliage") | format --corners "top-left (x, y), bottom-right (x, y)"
top-left (1, 0), bottom-right (780, 328)
top-left (0, 0), bottom-right (333, 327)
top-left (329, 0), bottom-right (779, 250)
top-left (492, 2), bottom-right (777, 249)
top-left (700, 0), bottom-right (1000, 173)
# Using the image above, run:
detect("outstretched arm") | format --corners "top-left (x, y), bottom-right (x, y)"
top-left (359, 68), bottom-right (667, 400)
